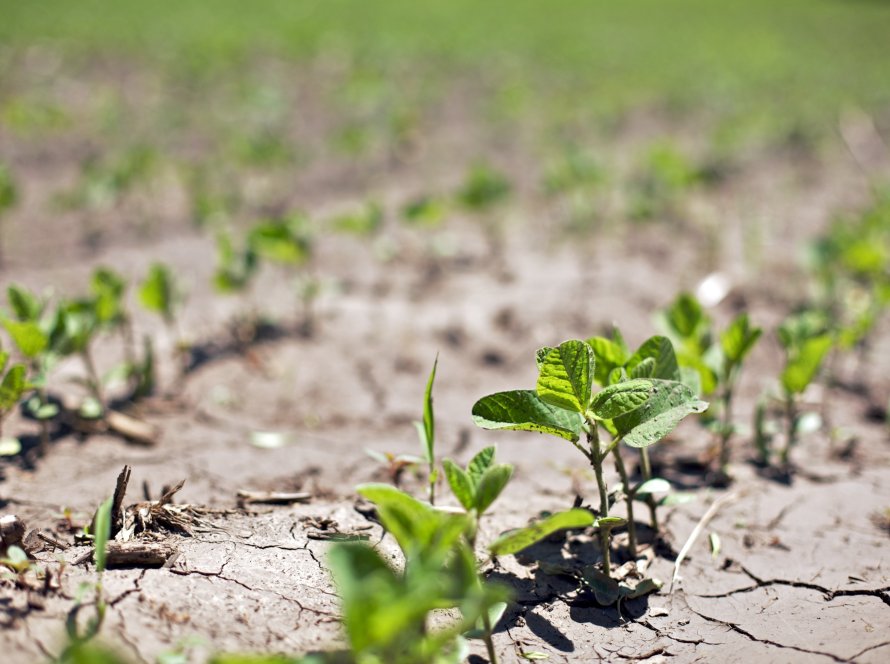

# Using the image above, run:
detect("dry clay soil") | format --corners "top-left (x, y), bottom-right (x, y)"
top-left (1, 131), bottom-right (890, 663)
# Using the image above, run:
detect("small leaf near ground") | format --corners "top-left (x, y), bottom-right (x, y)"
top-left (488, 508), bottom-right (594, 556)
top-left (581, 566), bottom-right (620, 605)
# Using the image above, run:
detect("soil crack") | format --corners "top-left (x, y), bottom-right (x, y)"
top-left (694, 562), bottom-right (890, 606)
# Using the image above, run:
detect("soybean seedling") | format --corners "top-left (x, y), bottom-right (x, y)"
top-left (659, 293), bottom-right (763, 478)
top-left (140, 262), bottom-right (187, 373)
top-left (0, 346), bottom-right (28, 455)
top-left (441, 446), bottom-right (513, 661)
top-left (584, 333), bottom-right (703, 542)
top-left (775, 311), bottom-right (833, 467)
top-left (61, 496), bottom-right (112, 659)
top-left (0, 161), bottom-right (17, 269)
top-left (345, 484), bottom-right (510, 663)
top-left (247, 215), bottom-right (316, 335)
top-left (473, 339), bottom-right (707, 578)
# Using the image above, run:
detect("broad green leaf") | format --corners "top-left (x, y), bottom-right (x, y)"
top-left (534, 346), bottom-right (556, 370)
top-left (781, 334), bottom-right (832, 395)
top-left (474, 464), bottom-right (513, 514)
top-left (356, 483), bottom-right (468, 562)
top-left (248, 219), bottom-right (311, 265)
top-left (2, 319), bottom-right (48, 358)
top-left (630, 356), bottom-right (655, 378)
top-left (443, 459), bottom-right (475, 511)
top-left (488, 508), bottom-right (594, 556)
top-left (625, 336), bottom-right (680, 381)
top-left (472, 390), bottom-right (583, 442)
top-left (93, 496), bottom-right (113, 573)
top-left (664, 292), bottom-right (707, 340)
top-left (721, 313), bottom-right (762, 365)
top-left (466, 446), bottom-right (495, 484)
top-left (421, 356), bottom-right (437, 463)
top-left (0, 364), bottom-right (27, 410)
top-left (589, 379), bottom-right (652, 420)
top-left (536, 340), bottom-right (594, 413)
top-left (139, 263), bottom-right (176, 322)
top-left (581, 566), bottom-right (620, 605)
top-left (615, 380), bottom-right (708, 448)
top-left (586, 335), bottom-right (628, 387)
top-left (7, 285), bottom-right (42, 321)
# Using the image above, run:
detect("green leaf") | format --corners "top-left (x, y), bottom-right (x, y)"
top-left (535, 340), bottom-right (594, 413)
top-left (93, 496), bottom-right (113, 573)
top-left (356, 483), bottom-right (468, 562)
top-left (614, 380), bottom-right (708, 448)
top-left (664, 292), bottom-right (707, 340)
top-left (781, 334), bottom-right (832, 395)
top-left (589, 379), bottom-right (652, 420)
top-left (2, 319), bottom-right (48, 358)
top-left (629, 356), bottom-right (656, 378)
top-left (586, 335), bottom-right (628, 387)
top-left (443, 459), bottom-right (475, 511)
top-left (625, 336), bottom-right (681, 381)
top-left (581, 566), bottom-right (620, 605)
top-left (466, 446), bottom-right (495, 484)
top-left (721, 313), bottom-right (762, 365)
top-left (488, 508), bottom-right (595, 556)
top-left (7, 285), bottom-right (42, 321)
top-left (139, 263), bottom-right (177, 322)
top-left (472, 390), bottom-right (583, 442)
top-left (535, 346), bottom-right (556, 370)
top-left (474, 464), bottom-right (513, 514)
top-left (421, 356), bottom-right (437, 463)
top-left (248, 218), bottom-right (311, 265)
top-left (0, 364), bottom-right (27, 410)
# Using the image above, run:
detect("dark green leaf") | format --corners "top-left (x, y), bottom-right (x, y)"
top-left (581, 566), bottom-right (620, 605)
top-left (472, 390), bottom-right (583, 442)
top-left (625, 336), bottom-right (681, 381)
top-left (614, 380), bottom-right (708, 448)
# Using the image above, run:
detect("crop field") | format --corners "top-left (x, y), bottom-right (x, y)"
top-left (1, 1), bottom-right (890, 662)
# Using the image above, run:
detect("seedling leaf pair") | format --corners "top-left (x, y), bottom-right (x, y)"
top-left (443, 446), bottom-right (513, 515)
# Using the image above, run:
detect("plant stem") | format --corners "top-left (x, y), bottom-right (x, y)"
top-left (611, 446), bottom-right (637, 559)
top-left (481, 609), bottom-right (498, 664)
top-left (587, 425), bottom-right (611, 577)
top-left (639, 447), bottom-right (659, 532)
top-left (81, 345), bottom-right (105, 408)
top-left (781, 392), bottom-right (797, 466)
top-left (718, 384), bottom-right (734, 475)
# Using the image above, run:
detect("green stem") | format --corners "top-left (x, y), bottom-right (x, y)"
top-left (781, 392), bottom-right (797, 466)
top-left (587, 425), bottom-right (612, 577)
top-left (468, 522), bottom-right (497, 664)
top-left (81, 345), bottom-right (105, 408)
top-left (718, 384), bottom-right (734, 475)
top-left (639, 447), bottom-right (659, 532)
top-left (611, 445), bottom-right (637, 559)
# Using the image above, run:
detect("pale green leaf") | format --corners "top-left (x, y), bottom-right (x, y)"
top-left (589, 379), bottom-right (652, 420)
top-left (474, 464), bottom-right (513, 514)
top-left (536, 340), bottom-right (593, 413)
top-left (488, 508), bottom-right (594, 556)
top-left (466, 446), bottom-right (495, 484)
top-left (781, 334), bottom-right (832, 395)
top-left (93, 496), bottom-right (113, 573)
top-left (443, 459), bottom-right (475, 511)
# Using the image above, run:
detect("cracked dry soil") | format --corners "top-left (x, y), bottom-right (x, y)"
top-left (2, 120), bottom-right (890, 662)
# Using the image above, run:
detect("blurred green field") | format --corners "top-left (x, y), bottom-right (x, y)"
top-left (3, 0), bottom-right (890, 140)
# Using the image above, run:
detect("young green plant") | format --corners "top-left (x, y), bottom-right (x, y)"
top-left (473, 339), bottom-right (707, 577)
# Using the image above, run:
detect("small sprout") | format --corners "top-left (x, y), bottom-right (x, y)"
top-left (330, 201), bottom-right (383, 236)
top-left (415, 356), bottom-right (439, 504)
top-left (457, 163), bottom-right (511, 211)
top-left (709, 532), bottom-right (721, 559)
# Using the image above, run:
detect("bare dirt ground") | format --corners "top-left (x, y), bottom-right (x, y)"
top-left (1, 70), bottom-right (889, 662)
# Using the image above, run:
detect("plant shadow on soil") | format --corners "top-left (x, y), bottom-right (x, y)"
top-left (483, 531), bottom-right (653, 655)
